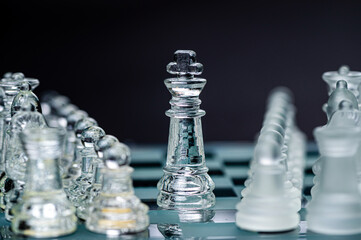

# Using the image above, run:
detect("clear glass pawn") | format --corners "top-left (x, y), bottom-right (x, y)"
top-left (61, 110), bottom-right (88, 188)
top-left (86, 145), bottom-right (149, 235)
top-left (11, 128), bottom-right (77, 238)
top-left (4, 90), bottom-right (47, 221)
top-left (66, 117), bottom-right (98, 178)
top-left (157, 50), bottom-right (215, 210)
top-left (67, 126), bottom-right (105, 206)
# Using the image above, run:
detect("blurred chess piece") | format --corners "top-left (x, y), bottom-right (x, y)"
top-left (307, 124), bottom-right (361, 235)
top-left (157, 50), bottom-right (215, 210)
top-left (11, 128), bottom-right (77, 237)
top-left (323, 65), bottom-right (361, 103)
top-left (4, 86), bottom-right (47, 221)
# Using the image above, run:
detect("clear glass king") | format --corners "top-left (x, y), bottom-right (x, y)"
top-left (157, 50), bottom-right (215, 210)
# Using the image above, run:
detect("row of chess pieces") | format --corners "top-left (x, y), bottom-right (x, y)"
top-left (0, 72), bottom-right (150, 237)
top-left (237, 65), bottom-right (361, 236)
top-left (1, 49), bottom-right (360, 238)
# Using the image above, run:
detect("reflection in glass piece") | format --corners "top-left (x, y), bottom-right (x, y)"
top-left (11, 128), bottom-right (77, 238)
top-left (157, 50), bottom-right (215, 210)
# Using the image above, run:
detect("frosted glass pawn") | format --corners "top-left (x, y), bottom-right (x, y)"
top-left (307, 125), bottom-right (361, 235)
top-left (157, 50), bottom-right (215, 210)
top-left (236, 140), bottom-right (300, 232)
top-left (67, 126), bottom-right (105, 206)
top-left (86, 146), bottom-right (149, 235)
top-left (11, 128), bottom-right (77, 238)
top-left (77, 142), bottom-right (128, 220)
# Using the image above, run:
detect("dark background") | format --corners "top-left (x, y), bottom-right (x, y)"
top-left (0, 0), bottom-right (360, 143)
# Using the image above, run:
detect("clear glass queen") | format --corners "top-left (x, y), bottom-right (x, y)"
top-left (157, 50), bottom-right (215, 210)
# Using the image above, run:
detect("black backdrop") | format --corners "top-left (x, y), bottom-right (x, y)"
top-left (1, 0), bottom-right (361, 143)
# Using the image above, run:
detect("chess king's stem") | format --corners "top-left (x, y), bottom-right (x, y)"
top-left (157, 75), bottom-right (215, 210)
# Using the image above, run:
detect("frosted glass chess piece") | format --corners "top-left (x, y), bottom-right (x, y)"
top-left (236, 139), bottom-right (300, 232)
top-left (4, 97), bottom-right (47, 221)
top-left (307, 124), bottom-right (361, 235)
top-left (323, 65), bottom-right (361, 101)
top-left (311, 81), bottom-right (359, 197)
top-left (86, 144), bottom-right (149, 235)
top-left (67, 126), bottom-right (105, 206)
top-left (11, 128), bottom-right (77, 238)
top-left (77, 142), bottom-right (127, 221)
top-left (157, 50), bottom-right (215, 210)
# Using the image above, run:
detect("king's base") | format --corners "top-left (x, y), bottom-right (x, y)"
top-left (157, 191), bottom-right (216, 210)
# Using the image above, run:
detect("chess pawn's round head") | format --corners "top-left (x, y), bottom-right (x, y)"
top-left (11, 82), bottom-right (42, 116)
top-left (57, 104), bottom-right (78, 118)
top-left (66, 110), bottom-right (88, 130)
top-left (81, 126), bottom-right (105, 148)
top-left (94, 135), bottom-right (119, 158)
top-left (74, 117), bottom-right (98, 137)
top-left (49, 95), bottom-right (70, 112)
top-left (103, 142), bottom-right (131, 169)
top-left (254, 136), bottom-right (282, 167)
top-left (326, 80), bottom-right (359, 119)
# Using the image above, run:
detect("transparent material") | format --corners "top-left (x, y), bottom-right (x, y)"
top-left (157, 50), bottom-right (215, 210)
top-left (0, 73), bottom-right (39, 209)
top-left (4, 94), bottom-right (47, 220)
top-left (307, 126), bottom-right (361, 235)
top-left (67, 126), bottom-right (105, 207)
top-left (86, 166), bottom-right (149, 235)
top-left (11, 128), bottom-right (77, 238)
top-left (236, 88), bottom-right (303, 232)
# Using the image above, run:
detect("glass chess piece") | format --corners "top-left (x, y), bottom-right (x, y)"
top-left (11, 128), bottom-right (77, 238)
top-left (157, 50), bottom-right (215, 210)
top-left (4, 93), bottom-right (47, 221)
top-left (236, 137), bottom-right (300, 232)
top-left (0, 74), bottom-right (39, 209)
top-left (311, 81), bottom-right (359, 197)
top-left (66, 117), bottom-right (98, 179)
top-left (67, 126), bottom-right (105, 207)
top-left (77, 142), bottom-right (127, 221)
top-left (307, 124), bottom-right (361, 235)
top-left (40, 91), bottom-right (62, 128)
top-left (86, 144), bottom-right (149, 235)
top-left (61, 110), bottom-right (88, 188)
top-left (94, 134), bottom-right (119, 159)
top-left (322, 65), bottom-right (361, 101)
